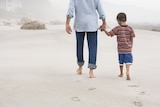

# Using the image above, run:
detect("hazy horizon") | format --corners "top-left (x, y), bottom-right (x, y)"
top-left (0, 0), bottom-right (160, 25)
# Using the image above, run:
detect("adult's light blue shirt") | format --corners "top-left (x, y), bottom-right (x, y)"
top-left (67, 0), bottom-right (106, 32)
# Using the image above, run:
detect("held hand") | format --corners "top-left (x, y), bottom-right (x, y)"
top-left (66, 24), bottom-right (72, 34)
top-left (99, 27), bottom-right (105, 31)
top-left (99, 23), bottom-right (106, 32)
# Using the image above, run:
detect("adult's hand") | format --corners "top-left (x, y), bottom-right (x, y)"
top-left (99, 23), bottom-right (106, 31)
top-left (66, 24), bottom-right (72, 34)
top-left (66, 17), bottom-right (72, 34)
top-left (99, 19), bottom-right (106, 31)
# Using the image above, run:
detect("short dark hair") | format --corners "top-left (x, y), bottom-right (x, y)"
top-left (117, 12), bottom-right (127, 22)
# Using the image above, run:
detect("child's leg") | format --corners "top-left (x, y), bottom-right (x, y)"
top-left (89, 68), bottom-right (96, 78)
top-left (124, 54), bottom-right (133, 80)
top-left (126, 64), bottom-right (131, 80)
top-left (118, 65), bottom-right (124, 77)
top-left (118, 54), bottom-right (124, 77)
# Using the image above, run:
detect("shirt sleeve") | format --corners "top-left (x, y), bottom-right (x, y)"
top-left (66, 0), bottom-right (75, 18)
top-left (109, 27), bottom-right (118, 37)
top-left (130, 28), bottom-right (135, 38)
top-left (96, 0), bottom-right (106, 19)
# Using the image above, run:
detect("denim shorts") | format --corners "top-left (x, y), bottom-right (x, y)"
top-left (118, 54), bottom-right (133, 65)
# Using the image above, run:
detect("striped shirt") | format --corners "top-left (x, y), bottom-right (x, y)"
top-left (109, 25), bottom-right (135, 54)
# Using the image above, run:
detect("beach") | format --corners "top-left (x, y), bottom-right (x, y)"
top-left (0, 25), bottom-right (160, 107)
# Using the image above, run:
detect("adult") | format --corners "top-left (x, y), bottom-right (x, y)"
top-left (66, 0), bottom-right (106, 78)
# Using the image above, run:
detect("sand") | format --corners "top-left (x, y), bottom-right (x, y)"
top-left (0, 25), bottom-right (160, 107)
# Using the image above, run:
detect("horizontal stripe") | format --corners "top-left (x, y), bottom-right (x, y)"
top-left (109, 25), bottom-right (135, 54)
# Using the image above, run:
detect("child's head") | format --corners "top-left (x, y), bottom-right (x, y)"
top-left (117, 12), bottom-right (127, 25)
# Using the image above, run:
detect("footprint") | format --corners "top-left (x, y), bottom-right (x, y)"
top-left (88, 87), bottom-right (96, 91)
top-left (133, 101), bottom-right (143, 107)
top-left (71, 97), bottom-right (80, 102)
top-left (128, 85), bottom-right (139, 87)
top-left (140, 91), bottom-right (145, 95)
top-left (132, 97), bottom-right (143, 107)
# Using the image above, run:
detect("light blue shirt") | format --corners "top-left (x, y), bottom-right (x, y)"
top-left (67, 0), bottom-right (106, 32)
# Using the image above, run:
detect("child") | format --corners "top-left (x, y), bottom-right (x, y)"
top-left (102, 12), bottom-right (135, 80)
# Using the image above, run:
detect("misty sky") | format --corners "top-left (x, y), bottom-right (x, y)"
top-left (48, 0), bottom-right (160, 24)
top-left (49, 0), bottom-right (160, 11)
top-left (106, 0), bottom-right (160, 11)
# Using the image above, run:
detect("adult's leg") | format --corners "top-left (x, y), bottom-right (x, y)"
top-left (76, 32), bottom-right (85, 74)
top-left (87, 31), bottom-right (97, 78)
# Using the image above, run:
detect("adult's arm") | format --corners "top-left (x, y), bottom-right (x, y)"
top-left (96, 0), bottom-right (106, 30)
top-left (66, 17), bottom-right (72, 34)
top-left (66, 0), bottom-right (75, 34)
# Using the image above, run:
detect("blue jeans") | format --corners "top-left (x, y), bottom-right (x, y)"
top-left (76, 31), bottom-right (97, 69)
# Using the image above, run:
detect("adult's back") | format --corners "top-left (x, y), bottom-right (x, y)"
top-left (66, 0), bottom-right (106, 78)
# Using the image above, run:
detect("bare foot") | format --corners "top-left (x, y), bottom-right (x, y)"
top-left (118, 74), bottom-right (123, 77)
top-left (126, 75), bottom-right (131, 80)
top-left (77, 67), bottom-right (82, 75)
top-left (89, 75), bottom-right (96, 78)
top-left (89, 70), bottom-right (96, 78)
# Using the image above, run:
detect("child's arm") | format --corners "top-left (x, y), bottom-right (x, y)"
top-left (131, 37), bottom-right (134, 46)
top-left (130, 29), bottom-right (135, 47)
top-left (99, 27), bottom-right (112, 36)
top-left (103, 29), bottom-right (111, 36)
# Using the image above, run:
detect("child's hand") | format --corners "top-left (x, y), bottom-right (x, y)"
top-left (99, 27), bottom-right (111, 37)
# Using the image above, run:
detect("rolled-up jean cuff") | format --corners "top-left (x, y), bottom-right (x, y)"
top-left (77, 62), bottom-right (84, 67)
top-left (88, 63), bottom-right (97, 69)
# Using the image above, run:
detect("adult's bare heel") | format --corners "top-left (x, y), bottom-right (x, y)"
top-left (77, 67), bottom-right (82, 75)
top-left (89, 69), bottom-right (96, 78)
